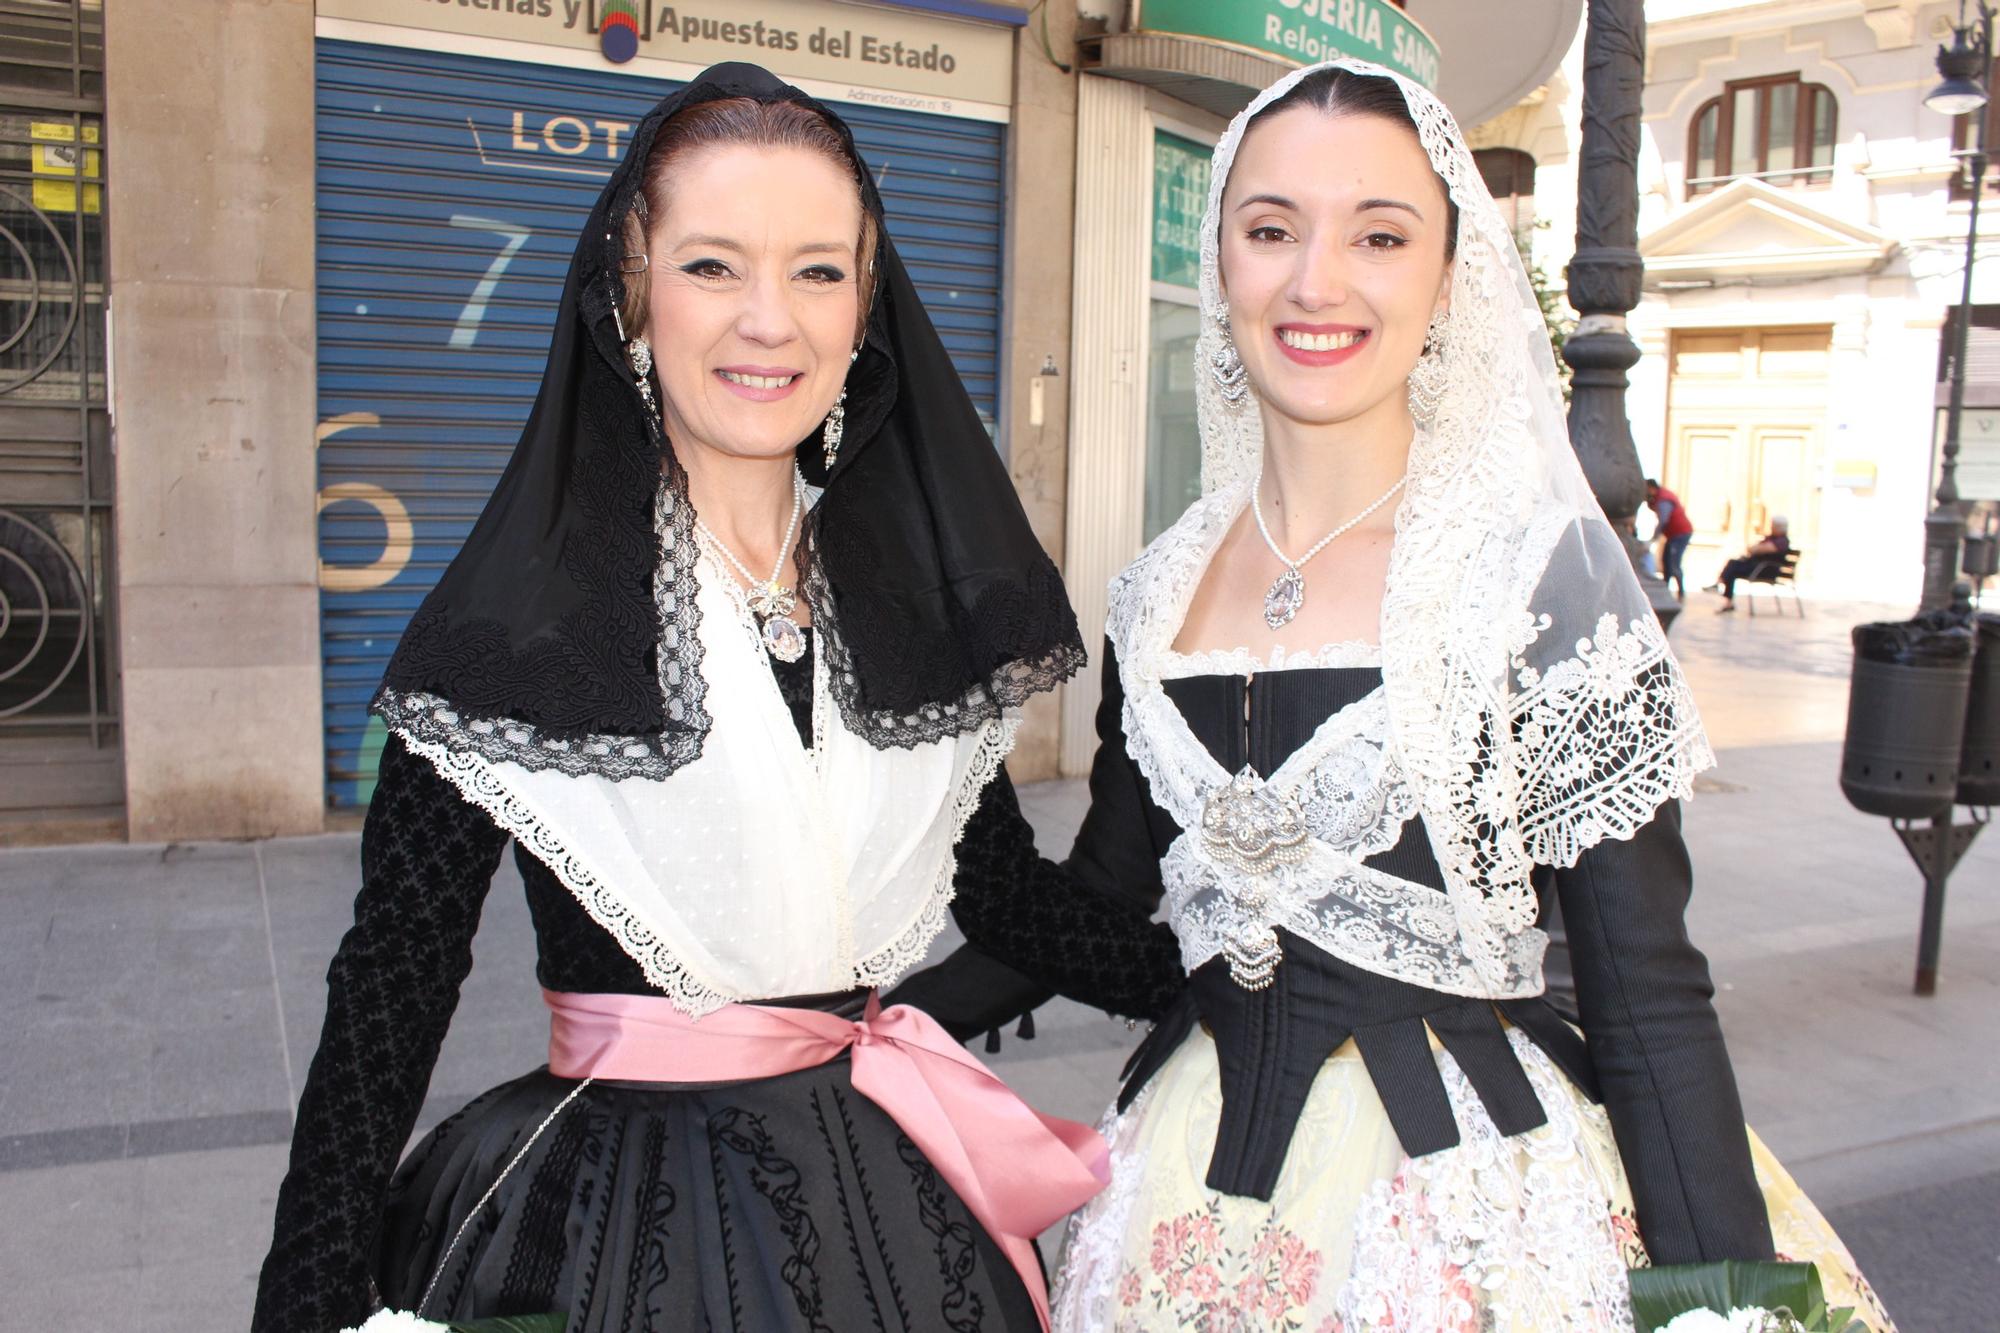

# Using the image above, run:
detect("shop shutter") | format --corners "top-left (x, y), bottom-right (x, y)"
top-left (314, 38), bottom-right (1005, 807)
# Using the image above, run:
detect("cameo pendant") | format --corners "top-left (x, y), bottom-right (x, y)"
top-left (1263, 568), bottom-right (1304, 630)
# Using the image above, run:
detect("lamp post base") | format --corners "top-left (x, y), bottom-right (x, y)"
top-left (1922, 506), bottom-right (1969, 614)
top-left (1894, 810), bottom-right (1987, 995)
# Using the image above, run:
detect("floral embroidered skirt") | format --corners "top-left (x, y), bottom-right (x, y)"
top-left (1050, 1029), bottom-right (1891, 1333)
top-left (375, 1064), bottom-right (1039, 1332)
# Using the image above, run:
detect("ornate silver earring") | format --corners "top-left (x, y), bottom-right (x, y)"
top-left (613, 304), bottom-right (660, 427)
top-left (1407, 309), bottom-right (1450, 422)
top-left (821, 387), bottom-right (847, 471)
top-left (626, 333), bottom-right (659, 425)
top-left (822, 348), bottom-right (859, 471)
top-left (1211, 319), bottom-right (1250, 404)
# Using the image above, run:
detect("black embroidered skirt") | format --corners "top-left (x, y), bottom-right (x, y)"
top-left (376, 1061), bottom-right (1041, 1332)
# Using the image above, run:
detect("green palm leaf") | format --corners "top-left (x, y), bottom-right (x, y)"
top-left (447, 1316), bottom-right (567, 1333)
top-left (1629, 1260), bottom-right (1866, 1332)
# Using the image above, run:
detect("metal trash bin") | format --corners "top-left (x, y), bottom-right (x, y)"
top-left (1840, 618), bottom-right (1976, 819)
top-left (1963, 533), bottom-right (1998, 581)
top-left (1960, 613), bottom-right (2000, 807)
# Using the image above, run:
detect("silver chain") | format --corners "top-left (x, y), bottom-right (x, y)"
top-left (1251, 465), bottom-right (1405, 577)
top-left (418, 1075), bottom-right (596, 1317)
top-left (695, 468), bottom-right (805, 598)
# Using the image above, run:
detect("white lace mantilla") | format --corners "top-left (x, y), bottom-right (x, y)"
top-left (1151, 56), bottom-right (1715, 996)
top-left (394, 525), bottom-right (1013, 1016)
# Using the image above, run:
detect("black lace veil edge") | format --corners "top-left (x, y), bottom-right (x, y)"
top-left (799, 522), bottom-right (1086, 750)
top-left (373, 459), bottom-right (711, 780)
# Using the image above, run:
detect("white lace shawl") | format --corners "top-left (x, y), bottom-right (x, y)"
top-left (385, 513), bottom-right (1013, 1017)
top-left (1134, 57), bottom-right (1713, 998)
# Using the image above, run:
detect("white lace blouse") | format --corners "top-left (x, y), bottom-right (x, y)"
top-left (393, 546), bottom-right (1015, 1017)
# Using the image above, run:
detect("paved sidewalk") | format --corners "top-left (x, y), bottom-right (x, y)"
top-left (2, 597), bottom-right (1994, 1331)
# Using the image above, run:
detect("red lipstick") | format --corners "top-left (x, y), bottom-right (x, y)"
top-left (1272, 323), bottom-right (1370, 368)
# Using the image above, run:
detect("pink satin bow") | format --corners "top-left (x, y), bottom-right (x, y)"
top-left (544, 988), bottom-right (1109, 1329)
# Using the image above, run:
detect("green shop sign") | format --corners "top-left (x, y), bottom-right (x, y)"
top-left (1153, 132), bottom-right (1213, 289)
top-left (1135, 0), bottom-right (1441, 89)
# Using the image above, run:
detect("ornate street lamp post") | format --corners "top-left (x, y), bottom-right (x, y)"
top-left (1924, 0), bottom-right (1995, 612)
top-left (1563, 0), bottom-right (1680, 627)
top-left (1540, 0), bottom-right (1663, 1018)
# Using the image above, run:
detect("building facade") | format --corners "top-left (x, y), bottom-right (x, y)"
top-left (1481, 0), bottom-right (1987, 613)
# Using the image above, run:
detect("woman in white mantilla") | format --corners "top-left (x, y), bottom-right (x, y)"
top-left (892, 61), bottom-right (1890, 1332)
top-left (254, 64), bottom-right (1106, 1333)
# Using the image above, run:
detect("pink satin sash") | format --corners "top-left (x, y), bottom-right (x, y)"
top-left (544, 988), bottom-right (1108, 1330)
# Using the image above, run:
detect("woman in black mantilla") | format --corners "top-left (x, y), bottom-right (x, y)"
top-left (253, 64), bottom-right (1106, 1333)
top-left (892, 60), bottom-right (1890, 1331)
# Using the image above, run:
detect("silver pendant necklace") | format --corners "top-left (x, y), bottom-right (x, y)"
top-left (1251, 465), bottom-right (1406, 630)
top-left (696, 469), bottom-right (808, 663)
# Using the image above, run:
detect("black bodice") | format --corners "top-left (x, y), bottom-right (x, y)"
top-left (1126, 667), bottom-right (1596, 1197)
top-left (896, 642), bottom-right (1777, 1268)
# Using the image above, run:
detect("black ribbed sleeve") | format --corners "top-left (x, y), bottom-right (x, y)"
top-left (890, 645), bottom-right (1186, 1031)
top-left (1556, 799), bottom-right (1775, 1264)
top-left (253, 735), bottom-right (511, 1333)
top-left (943, 769), bottom-right (1185, 1020)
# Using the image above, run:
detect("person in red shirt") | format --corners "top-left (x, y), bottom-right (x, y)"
top-left (1646, 478), bottom-right (1695, 600)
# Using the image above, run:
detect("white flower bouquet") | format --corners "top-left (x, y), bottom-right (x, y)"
top-left (1629, 1260), bottom-right (1869, 1333)
top-left (342, 1311), bottom-right (565, 1333)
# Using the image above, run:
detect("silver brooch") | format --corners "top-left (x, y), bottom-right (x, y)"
top-left (1200, 767), bottom-right (1309, 874)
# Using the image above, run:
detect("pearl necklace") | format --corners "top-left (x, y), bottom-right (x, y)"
top-left (696, 469), bottom-right (808, 662)
top-left (1251, 466), bottom-right (1406, 630)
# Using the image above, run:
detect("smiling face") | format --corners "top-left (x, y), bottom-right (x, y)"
top-left (1218, 106), bottom-right (1453, 436)
top-left (643, 143), bottom-right (864, 464)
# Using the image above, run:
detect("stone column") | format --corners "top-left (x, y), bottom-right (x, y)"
top-left (106, 0), bottom-right (324, 840)
top-left (1058, 73), bottom-right (1152, 778)
top-left (1002, 0), bottom-right (1081, 782)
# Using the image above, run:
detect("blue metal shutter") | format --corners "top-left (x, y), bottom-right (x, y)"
top-left (314, 38), bottom-right (1005, 807)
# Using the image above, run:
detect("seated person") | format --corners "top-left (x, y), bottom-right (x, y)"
top-left (1709, 516), bottom-right (1791, 612)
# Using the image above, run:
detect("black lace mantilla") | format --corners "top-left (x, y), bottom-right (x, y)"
top-left (383, 382), bottom-right (676, 741)
top-left (802, 527), bottom-right (1086, 750)
top-left (374, 64), bottom-right (1084, 764)
top-left (375, 467), bottom-right (710, 780)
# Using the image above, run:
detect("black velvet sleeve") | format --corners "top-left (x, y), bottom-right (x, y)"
top-left (253, 735), bottom-right (512, 1333)
top-left (1556, 799), bottom-right (1776, 1265)
top-left (888, 643), bottom-right (1185, 1033)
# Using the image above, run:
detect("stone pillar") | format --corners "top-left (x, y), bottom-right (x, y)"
top-left (106, 0), bottom-right (324, 840)
top-left (1003, 1), bottom-right (1081, 782)
top-left (1058, 74), bottom-right (1152, 777)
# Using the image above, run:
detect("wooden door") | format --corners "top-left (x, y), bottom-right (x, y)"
top-left (1663, 327), bottom-right (1829, 581)
top-left (1672, 424), bottom-right (1746, 570)
top-left (1748, 425), bottom-right (1818, 554)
